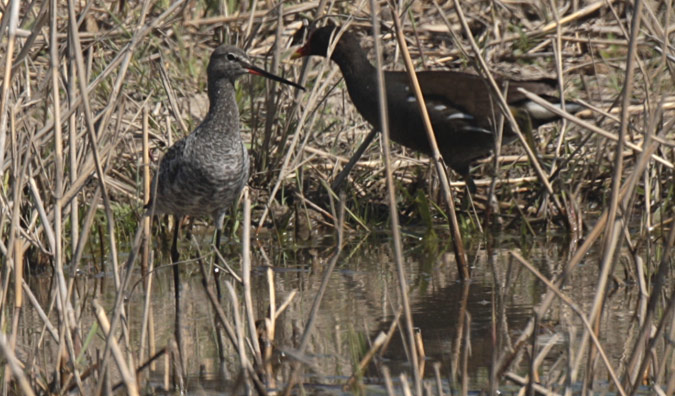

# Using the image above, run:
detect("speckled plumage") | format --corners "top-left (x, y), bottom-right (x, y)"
top-left (152, 46), bottom-right (251, 229)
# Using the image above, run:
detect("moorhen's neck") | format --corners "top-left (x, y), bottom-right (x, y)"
top-left (205, 76), bottom-right (240, 133)
top-left (328, 32), bottom-right (375, 79)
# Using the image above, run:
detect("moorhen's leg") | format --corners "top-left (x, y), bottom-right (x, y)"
top-left (215, 229), bottom-right (222, 251)
top-left (460, 169), bottom-right (477, 195)
top-left (331, 128), bottom-right (379, 192)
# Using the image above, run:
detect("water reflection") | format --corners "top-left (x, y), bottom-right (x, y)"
top-left (21, 227), bottom-right (638, 394)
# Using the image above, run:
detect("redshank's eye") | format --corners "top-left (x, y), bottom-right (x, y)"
top-left (226, 53), bottom-right (236, 61)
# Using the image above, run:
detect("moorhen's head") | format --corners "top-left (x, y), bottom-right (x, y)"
top-left (293, 25), bottom-right (358, 59)
top-left (207, 45), bottom-right (304, 89)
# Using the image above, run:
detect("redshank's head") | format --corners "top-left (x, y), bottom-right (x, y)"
top-left (208, 45), bottom-right (304, 90)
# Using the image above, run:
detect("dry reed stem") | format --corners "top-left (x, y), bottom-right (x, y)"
top-left (255, 53), bottom-right (343, 231)
top-left (92, 300), bottom-right (139, 396)
top-left (624, 206), bottom-right (675, 392)
top-left (390, 3), bottom-right (469, 279)
top-left (263, 266), bottom-right (276, 387)
top-left (548, 1), bottom-right (576, 215)
top-left (0, 331), bottom-right (36, 396)
top-left (139, 106), bottom-right (156, 369)
top-left (504, 372), bottom-right (562, 396)
top-left (241, 190), bottom-right (263, 366)
top-left (631, 289), bottom-right (675, 394)
top-left (378, 305), bottom-right (404, 357)
top-left (67, 0), bottom-right (120, 290)
top-left (0, 0), bottom-right (19, 175)
top-left (488, 252), bottom-right (501, 395)
top-left (369, 2), bottom-right (421, 393)
top-left (502, 101), bottom-right (671, 377)
top-left (400, 373), bottom-right (414, 396)
top-left (510, 250), bottom-right (626, 396)
top-left (158, 59), bottom-right (189, 134)
top-left (111, 347), bottom-right (169, 392)
top-left (451, 279), bottom-right (471, 385)
top-left (460, 311), bottom-right (471, 396)
top-left (415, 329), bottom-right (426, 378)
top-left (382, 366), bottom-right (396, 395)
top-left (433, 362), bottom-right (445, 396)
top-left (282, 192), bottom-right (345, 395)
top-left (21, 280), bottom-right (58, 341)
top-left (584, 68), bottom-right (671, 396)
top-left (541, 0), bottom-right (619, 33)
top-left (533, 332), bottom-right (563, 383)
top-left (273, 288), bottom-right (296, 321)
top-left (344, 331), bottom-right (387, 390)
top-left (27, 178), bottom-right (55, 250)
top-left (47, 5), bottom-right (86, 392)
top-left (3, 2), bottom-right (202, 392)
top-left (655, 222), bottom-right (675, 388)
top-left (582, 1), bottom-right (643, 388)
top-left (85, 0), bottom-right (186, 386)
top-left (213, 248), bottom-right (243, 283)
top-left (94, 221), bottom-right (145, 396)
top-left (9, 238), bottom-right (24, 372)
top-left (198, 259), bottom-right (239, 349)
top-left (224, 280), bottom-right (252, 387)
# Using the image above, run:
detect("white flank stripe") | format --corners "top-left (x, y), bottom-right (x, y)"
top-left (462, 126), bottom-right (492, 134)
top-left (525, 101), bottom-right (560, 120)
top-left (447, 112), bottom-right (474, 120)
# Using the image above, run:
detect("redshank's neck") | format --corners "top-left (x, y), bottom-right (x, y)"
top-left (205, 77), bottom-right (240, 133)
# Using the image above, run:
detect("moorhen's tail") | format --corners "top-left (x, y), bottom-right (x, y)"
top-left (519, 98), bottom-right (583, 127)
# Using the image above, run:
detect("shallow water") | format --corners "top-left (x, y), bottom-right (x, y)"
top-left (20, 226), bottom-right (643, 394)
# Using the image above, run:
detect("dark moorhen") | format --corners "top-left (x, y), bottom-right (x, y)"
top-left (294, 25), bottom-right (581, 192)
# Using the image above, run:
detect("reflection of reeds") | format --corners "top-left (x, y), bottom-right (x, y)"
top-left (3, 0), bottom-right (674, 394)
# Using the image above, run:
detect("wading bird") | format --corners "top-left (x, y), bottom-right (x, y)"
top-left (148, 44), bottom-right (303, 366)
top-left (294, 25), bottom-right (581, 192)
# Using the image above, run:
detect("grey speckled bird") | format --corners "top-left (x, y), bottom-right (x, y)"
top-left (149, 45), bottom-right (303, 365)
top-left (150, 45), bottom-right (303, 257)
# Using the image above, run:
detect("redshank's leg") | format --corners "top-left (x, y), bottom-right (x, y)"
top-left (214, 212), bottom-right (226, 250)
top-left (213, 212), bottom-right (226, 300)
top-left (212, 215), bottom-right (227, 375)
top-left (171, 216), bottom-right (185, 378)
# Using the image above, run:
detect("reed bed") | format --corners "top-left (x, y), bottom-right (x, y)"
top-left (1, 0), bottom-right (674, 394)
